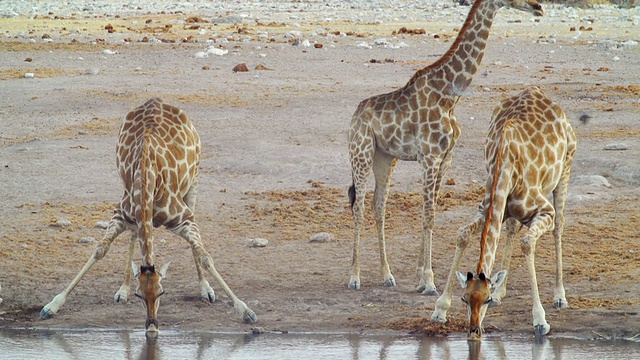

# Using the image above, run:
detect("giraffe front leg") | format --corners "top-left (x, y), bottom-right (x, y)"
top-left (114, 231), bottom-right (136, 303)
top-left (42, 215), bottom-right (127, 319)
top-left (418, 168), bottom-right (440, 295)
top-left (174, 220), bottom-right (257, 324)
top-left (193, 250), bottom-right (215, 303)
top-left (432, 215), bottom-right (482, 322)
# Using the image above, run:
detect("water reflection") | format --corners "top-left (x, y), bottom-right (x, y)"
top-left (0, 328), bottom-right (639, 360)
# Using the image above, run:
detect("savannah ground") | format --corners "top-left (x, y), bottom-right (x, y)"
top-left (0, 1), bottom-right (639, 339)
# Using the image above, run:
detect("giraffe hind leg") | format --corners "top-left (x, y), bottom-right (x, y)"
top-left (114, 230), bottom-right (137, 303)
top-left (348, 144), bottom-right (373, 290)
top-left (489, 218), bottom-right (521, 308)
top-left (372, 151), bottom-right (398, 287)
top-left (521, 197), bottom-right (556, 336)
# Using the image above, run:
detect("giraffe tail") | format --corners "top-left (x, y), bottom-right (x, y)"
top-left (477, 119), bottom-right (516, 275)
top-left (137, 128), bottom-right (157, 266)
top-left (348, 182), bottom-right (356, 213)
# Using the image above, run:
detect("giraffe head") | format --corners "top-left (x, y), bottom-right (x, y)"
top-left (456, 271), bottom-right (507, 340)
top-left (133, 262), bottom-right (170, 332)
top-left (502, 0), bottom-right (544, 16)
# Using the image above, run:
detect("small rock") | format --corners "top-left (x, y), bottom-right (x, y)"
top-left (603, 143), bottom-right (628, 151)
top-left (24, 73), bottom-right (35, 78)
top-left (571, 175), bottom-right (611, 188)
top-left (207, 47), bottom-right (228, 56)
top-left (95, 221), bottom-right (109, 229)
top-left (79, 237), bottom-right (96, 244)
top-left (233, 63), bottom-right (249, 72)
top-left (301, 39), bottom-right (311, 47)
top-left (85, 68), bottom-right (99, 75)
top-left (255, 64), bottom-right (272, 70)
top-left (309, 232), bottom-right (334, 243)
top-left (245, 238), bottom-right (268, 247)
top-left (25, 57), bottom-right (33, 62)
top-left (53, 218), bottom-right (72, 227)
top-left (251, 327), bottom-right (266, 334)
top-left (194, 51), bottom-right (208, 58)
top-left (102, 49), bottom-right (117, 55)
top-left (612, 56), bottom-right (620, 62)
top-left (314, 43), bottom-right (323, 49)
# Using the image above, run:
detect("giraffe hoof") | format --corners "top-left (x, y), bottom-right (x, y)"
top-left (348, 279), bottom-right (361, 290)
top-left (40, 308), bottom-right (55, 320)
top-left (416, 284), bottom-right (426, 293)
top-left (202, 291), bottom-right (216, 303)
top-left (534, 324), bottom-right (550, 336)
top-left (383, 277), bottom-right (397, 287)
top-left (243, 310), bottom-right (258, 324)
top-left (114, 292), bottom-right (128, 304)
top-left (421, 288), bottom-right (440, 296)
top-left (488, 298), bottom-right (501, 308)
top-left (553, 299), bottom-right (568, 309)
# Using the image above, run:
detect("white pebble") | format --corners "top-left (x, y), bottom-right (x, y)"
top-left (245, 238), bottom-right (269, 247)
top-left (194, 51), bottom-right (208, 58)
top-left (207, 47), bottom-right (228, 56)
top-left (53, 218), bottom-right (72, 227)
top-left (95, 221), bottom-right (109, 229)
top-left (102, 49), bottom-right (117, 55)
top-left (79, 237), bottom-right (96, 244)
top-left (612, 56), bottom-right (620, 62)
top-left (301, 39), bottom-right (311, 47)
top-left (309, 232), bottom-right (334, 243)
top-left (24, 73), bottom-right (35, 78)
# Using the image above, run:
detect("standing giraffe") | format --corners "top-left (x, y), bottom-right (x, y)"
top-left (347, 0), bottom-right (543, 294)
top-left (40, 98), bottom-right (257, 332)
top-left (431, 86), bottom-right (577, 339)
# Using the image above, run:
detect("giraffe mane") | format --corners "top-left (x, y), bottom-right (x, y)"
top-left (139, 127), bottom-right (155, 266)
top-left (477, 118), bottom-right (516, 275)
top-left (407, 0), bottom-right (485, 87)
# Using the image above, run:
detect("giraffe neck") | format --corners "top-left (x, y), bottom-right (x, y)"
top-left (418, 0), bottom-right (500, 97)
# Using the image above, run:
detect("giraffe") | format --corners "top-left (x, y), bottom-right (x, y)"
top-left (431, 86), bottom-right (577, 339)
top-left (40, 98), bottom-right (257, 332)
top-left (347, 0), bottom-right (543, 294)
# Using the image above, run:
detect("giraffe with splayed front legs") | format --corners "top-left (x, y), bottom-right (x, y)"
top-left (431, 86), bottom-right (577, 339)
top-left (347, 0), bottom-right (544, 294)
top-left (40, 98), bottom-right (257, 332)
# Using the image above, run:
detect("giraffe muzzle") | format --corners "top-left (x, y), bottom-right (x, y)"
top-left (146, 318), bottom-right (159, 332)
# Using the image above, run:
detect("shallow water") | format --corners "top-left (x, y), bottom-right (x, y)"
top-left (1, 328), bottom-right (639, 360)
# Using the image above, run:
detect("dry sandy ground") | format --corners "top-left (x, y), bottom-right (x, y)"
top-left (0, 3), bottom-right (639, 339)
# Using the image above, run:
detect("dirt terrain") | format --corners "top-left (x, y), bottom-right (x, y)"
top-left (1, 3), bottom-right (639, 339)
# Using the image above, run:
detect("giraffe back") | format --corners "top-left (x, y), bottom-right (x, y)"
top-left (116, 98), bottom-right (201, 229)
top-left (483, 86), bottom-right (576, 225)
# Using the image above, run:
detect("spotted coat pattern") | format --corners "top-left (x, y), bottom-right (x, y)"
top-left (432, 86), bottom-right (577, 338)
top-left (347, 0), bottom-right (544, 295)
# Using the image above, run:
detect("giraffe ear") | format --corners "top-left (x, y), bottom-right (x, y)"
top-left (158, 261), bottom-right (171, 278)
top-left (478, 272), bottom-right (487, 281)
top-left (457, 272), bottom-right (469, 289)
top-left (490, 270), bottom-right (508, 289)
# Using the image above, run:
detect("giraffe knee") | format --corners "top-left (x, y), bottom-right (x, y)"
top-left (93, 245), bottom-right (109, 260)
top-left (200, 255), bottom-right (214, 271)
top-left (521, 239), bottom-right (533, 255)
